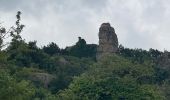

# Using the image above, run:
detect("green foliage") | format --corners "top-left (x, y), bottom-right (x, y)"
top-left (10, 11), bottom-right (25, 42)
top-left (0, 52), bottom-right (8, 65)
top-left (48, 56), bottom-right (94, 93)
top-left (66, 37), bottom-right (97, 59)
top-left (118, 44), bottom-right (162, 64)
top-left (32, 88), bottom-right (57, 100)
top-left (154, 67), bottom-right (170, 84)
top-left (0, 26), bottom-right (6, 49)
top-left (0, 71), bottom-right (35, 100)
top-left (7, 40), bottom-right (51, 69)
top-left (43, 42), bottom-right (60, 56)
top-left (6, 36), bottom-right (94, 94)
top-left (0, 11), bottom-right (24, 50)
top-left (7, 40), bottom-right (31, 66)
top-left (160, 80), bottom-right (170, 100)
top-left (57, 55), bottom-right (164, 100)
top-left (0, 11), bottom-right (170, 100)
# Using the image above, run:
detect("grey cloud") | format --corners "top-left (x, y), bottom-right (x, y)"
top-left (0, 0), bottom-right (23, 10)
top-left (0, 0), bottom-right (170, 51)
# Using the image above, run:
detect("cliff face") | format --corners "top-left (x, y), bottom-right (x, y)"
top-left (97, 23), bottom-right (118, 60)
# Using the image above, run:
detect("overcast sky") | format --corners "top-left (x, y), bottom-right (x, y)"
top-left (0, 0), bottom-right (170, 51)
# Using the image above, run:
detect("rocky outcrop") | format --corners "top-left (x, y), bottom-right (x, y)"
top-left (30, 73), bottom-right (55, 88)
top-left (96, 23), bottom-right (118, 60)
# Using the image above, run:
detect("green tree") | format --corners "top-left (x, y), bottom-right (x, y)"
top-left (0, 25), bottom-right (7, 49)
top-left (10, 11), bottom-right (25, 42)
top-left (0, 71), bottom-right (35, 100)
top-left (43, 42), bottom-right (60, 56)
top-left (57, 55), bottom-right (164, 100)
top-left (67, 37), bottom-right (97, 59)
top-left (0, 11), bottom-right (24, 50)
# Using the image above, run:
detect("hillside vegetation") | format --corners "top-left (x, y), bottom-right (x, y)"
top-left (0, 12), bottom-right (170, 100)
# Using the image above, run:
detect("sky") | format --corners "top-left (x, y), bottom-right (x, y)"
top-left (0, 0), bottom-right (170, 51)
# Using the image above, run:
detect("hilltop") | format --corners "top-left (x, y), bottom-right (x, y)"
top-left (0, 12), bottom-right (170, 100)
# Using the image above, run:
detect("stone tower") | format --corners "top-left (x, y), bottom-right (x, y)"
top-left (96, 23), bottom-right (118, 60)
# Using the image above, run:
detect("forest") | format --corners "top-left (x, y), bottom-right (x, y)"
top-left (0, 12), bottom-right (170, 100)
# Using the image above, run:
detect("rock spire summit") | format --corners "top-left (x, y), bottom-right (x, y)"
top-left (96, 23), bottom-right (118, 60)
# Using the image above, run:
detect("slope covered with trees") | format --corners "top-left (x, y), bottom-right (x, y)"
top-left (57, 55), bottom-right (164, 100)
top-left (0, 12), bottom-right (170, 100)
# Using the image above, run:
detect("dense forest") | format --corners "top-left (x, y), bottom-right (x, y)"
top-left (0, 12), bottom-right (170, 100)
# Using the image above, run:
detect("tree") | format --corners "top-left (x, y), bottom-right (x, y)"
top-left (43, 42), bottom-right (60, 56)
top-left (0, 25), bottom-right (7, 49)
top-left (0, 71), bottom-right (35, 100)
top-left (0, 11), bottom-right (25, 51)
top-left (6, 11), bottom-right (25, 52)
top-left (67, 37), bottom-right (97, 59)
top-left (10, 11), bottom-right (25, 42)
top-left (57, 55), bottom-right (164, 100)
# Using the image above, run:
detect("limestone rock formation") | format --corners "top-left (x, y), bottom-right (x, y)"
top-left (96, 23), bottom-right (118, 60)
top-left (30, 73), bottom-right (55, 88)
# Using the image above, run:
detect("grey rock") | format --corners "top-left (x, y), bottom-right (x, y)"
top-left (96, 23), bottom-right (118, 60)
top-left (30, 73), bottom-right (55, 88)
